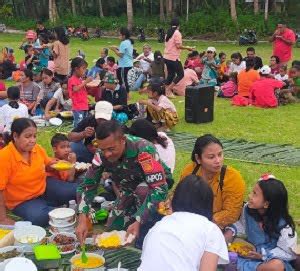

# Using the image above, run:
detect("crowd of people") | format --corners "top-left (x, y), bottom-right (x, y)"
top-left (0, 18), bottom-right (299, 271)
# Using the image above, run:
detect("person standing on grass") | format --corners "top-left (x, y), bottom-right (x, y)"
top-left (110, 27), bottom-right (134, 93)
top-left (244, 47), bottom-right (263, 70)
top-left (270, 22), bottom-right (296, 65)
top-left (163, 18), bottom-right (195, 97)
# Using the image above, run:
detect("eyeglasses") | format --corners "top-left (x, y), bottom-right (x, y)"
top-left (207, 51), bottom-right (213, 54)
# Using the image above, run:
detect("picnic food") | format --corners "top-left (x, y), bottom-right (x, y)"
top-left (60, 111), bottom-right (73, 118)
top-left (0, 248), bottom-right (21, 260)
top-left (104, 248), bottom-right (141, 270)
top-left (228, 242), bottom-right (255, 256)
top-left (0, 229), bottom-right (11, 240)
top-left (98, 233), bottom-right (121, 249)
top-left (72, 255), bottom-right (104, 268)
top-left (157, 201), bottom-right (172, 216)
top-left (53, 234), bottom-right (75, 245)
top-left (75, 162), bottom-right (91, 172)
top-left (51, 161), bottom-right (73, 171)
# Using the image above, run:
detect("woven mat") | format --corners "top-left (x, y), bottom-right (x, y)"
top-left (168, 132), bottom-right (300, 166)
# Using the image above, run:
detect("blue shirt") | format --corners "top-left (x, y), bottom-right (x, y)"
top-left (38, 48), bottom-right (51, 68)
top-left (87, 66), bottom-right (103, 79)
top-left (118, 39), bottom-right (133, 68)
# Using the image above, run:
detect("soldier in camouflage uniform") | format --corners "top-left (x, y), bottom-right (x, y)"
top-left (76, 120), bottom-right (173, 243)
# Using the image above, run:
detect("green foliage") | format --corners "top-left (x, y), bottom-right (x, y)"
top-left (0, 4), bottom-right (12, 18)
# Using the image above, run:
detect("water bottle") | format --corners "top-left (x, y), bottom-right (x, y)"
top-left (225, 252), bottom-right (238, 271)
top-left (69, 200), bottom-right (77, 213)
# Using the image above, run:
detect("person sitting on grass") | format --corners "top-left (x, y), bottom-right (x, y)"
top-left (149, 50), bottom-right (167, 81)
top-left (218, 52), bottom-right (229, 83)
top-left (269, 55), bottom-right (280, 76)
top-left (139, 79), bottom-right (178, 132)
top-left (106, 56), bottom-right (118, 77)
top-left (32, 65), bottom-right (43, 84)
top-left (228, 52), bottom-right (246, 74)
top-left (138, 175), bottom-right (229, 271)
top-left (19, 68), bottom-right (41, 115)
top-left (288, 65), bottom-right (300, 100)
top-left (135, 43), bottom-right (154, 75)
top-left (44, 78), bottom-right (72, 120)
top-left (180, 134), bottom-right (246, 231)
top-left (68, 101), bottom-right (113, 163)
top-left (171, 67), bottom-right (199, 96)
top-left (224, 175), bottom-right (297, 271)
top-left (100, 47), bottom-right (108, 62)
top-left (87, 57), bottom-right (106, 79)
top-left (47, 133), bottom-right (77, 182)
top-left (218, 72), bottom-right (238, 98)
top-left (249, 65), bottom-right (284, 108)
top-left (0, 80), bottom-right (7, 107)
top-left (0, 118), bottom-right (77, 226)
top-left (127, 59), bottom-right (145, 91)
top-left (243, 47), bottom-right (263, 70)
top-left (24, 44), bottom-right (39, 71)
top-left (184, 50), bottom-right (204, 78)
top-left (200, 47), bottom-right (220, 86)
top-left (237, 58), bottom-right (260, 98)
top-left (275, 65), bottom-right (289, 85)
top-left (0, 87), bottom-right (28, 133)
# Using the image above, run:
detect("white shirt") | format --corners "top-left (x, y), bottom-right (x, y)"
top-left (0, 102), bottom-right (28, 132)
top-left (155, 132), bottom-right (176, 173)
top-left (229, 61), bottom-right (246, 74)
top-left (138, 212), bottom-right (229, 271)
top-left (137, 52), bottom-right (154, 72)
top-left (53, 88), bottom-right (72, 111)
top-left (275, 74), bottom-right (289, 82)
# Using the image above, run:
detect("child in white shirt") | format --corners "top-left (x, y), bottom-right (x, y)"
top-left (275, 65), bottom-right (289, 83)
top-left (0, 86), bottom-right (28, 132)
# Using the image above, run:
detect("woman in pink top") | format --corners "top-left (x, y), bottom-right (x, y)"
top-left (163, 18), bottom-right (194, 97)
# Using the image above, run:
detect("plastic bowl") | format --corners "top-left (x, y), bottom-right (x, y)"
top-left (49, 220), bottom-right (76, 234)
top-left (14, 225), bottom-right (46, 245)
top-left (49, 208), bottom-right (76, 226)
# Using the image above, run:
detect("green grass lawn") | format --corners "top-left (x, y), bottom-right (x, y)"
top-left (1, 33), bottom-right (300, 226)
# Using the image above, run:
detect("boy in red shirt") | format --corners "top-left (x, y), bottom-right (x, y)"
top-left (249, 65), bottom-right (284, 108)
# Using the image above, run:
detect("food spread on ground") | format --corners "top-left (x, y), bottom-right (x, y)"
top-left (60, 111), bottom-right (73, 118)
top-left (98, 233), bottom-right (122, 249)
top-left (51, 161), bottom-right (73, 171)
top-left (228, 241), bottom-right (255, 257)
top-left (157, 201), bottom-right (172, 216)
top-left (52, 234), bottom-right (75, 246)
top-left (72, 256), bottom-right (104, 268)
top-left (0, 248), bottom-right (21, 261)
top-left (0, 229), bottom-right (11, 240)
top-left (18, 234), bottom-right (39, 244)
top-left (75, 162), bottom-right (91, 171)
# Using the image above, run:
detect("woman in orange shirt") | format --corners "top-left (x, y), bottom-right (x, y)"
top-left (237, 58), bottom-right (260, 97)
top-left (180, 134), bottom-right (245, 232)
top-left (0, 118), bottom-right (77, 226)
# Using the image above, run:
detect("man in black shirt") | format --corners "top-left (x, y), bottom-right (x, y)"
top-left (36, 21), bottom-right (49, 38)
top-left (244, 47), bottom-right (263, 70)
top-left (68, 101), bottom-right (113, 162)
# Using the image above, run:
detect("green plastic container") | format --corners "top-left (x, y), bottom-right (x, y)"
top-left (34, 244), bottom-right (61, 269)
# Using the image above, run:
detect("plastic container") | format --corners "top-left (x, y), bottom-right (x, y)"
top-left (224, 252), bottom-right (238, 271)
top-left (33, 244), bottom-right (61, 270)
top-left (49, 208), bottom-right (76, 226)
top-left (49, 220), bottom-right (76, 234)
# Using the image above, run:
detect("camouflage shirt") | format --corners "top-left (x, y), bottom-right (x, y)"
top-left (77, 134), bottom-right (172, 224)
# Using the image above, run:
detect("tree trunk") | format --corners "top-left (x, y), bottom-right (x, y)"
top-left (159, 0), bottom-right (165, 22)
top-left (126, 0), bottom-right (133, 31)
top-left (168, 0), bottom-right (173, 17)
top-left (186, 0), bottom-right (189, 21)
top-left (229, 0), bottom-right (237, 22)
top-left (49, 0), bottom-right (58, 23)
top-left (264, 0), bottom-right (269, 21)
top-left (254, 0), bottom-right (259, 14)
top-left (70, 0), bottom-right (76, 15)
top-left (98, 0), bottom-right (104, 17)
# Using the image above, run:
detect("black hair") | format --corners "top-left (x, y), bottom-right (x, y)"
top-left (129, 119), bottom-right (168, 148)
top-left (39, 34), bottom-right (49, 44)
top-left (42, 68), bottom-right (53, 77)
top-left (172, 175), bottom-right (213, 220)
top-left (119, 27), bottom-right (134, 45)
top-left (149, 78), bottom-right (165, 96)
top-left (291, 60), bottom-right (300, 67)
top-left (107, 56), bottom-right (115, 63)
top-left (54, 26), bottom-right (69, 45)
top-left (245, 58), bottom-right (255, 72)
top-left (271, 55), bottom-right (280, 64)
top-left (219, 52), bottom-right (226, 59)
top-left (190, 50), bottom-right (199, 57)
top-left (191, 134), bottom-right (223, 162)
top-left (96, 58), bottom-right (105, 67)
top-left (23, 69), bottom-right (33, 81)
top-left (36, 20), bottom-right (43, 25)
top-left (248, 178), bottom-right (295, 238)
top-left (154, 50), bottom-right (163, 63)
top-left (60, 77), bottom-right (68, 86)
top-left (70, 57), bottom-right (88, 74)
top-left (291, 65), bottom-right (300, 72)
top-left (231, 52), bottom-right (243, 62)
top-left (166, 18), bottom-right (180, 42)
top-left (51, 133), bottom-right (69, 147)
top-left (229, 72), bottom-right (238, 83)
top-left (246, 47), bottom-right (255, 53)
top-left (279, 65), bottom-right (287, 72)
top-left (102, 48), bottom-right (109, 55)
top-left (24, 44), bottom-right (33, 54)
top-left (10, 118), bottom-right (37, 143)
top-left (96, 119), bottom-right (124, 140)
top-left (7, 86), bottom-right (20, 109)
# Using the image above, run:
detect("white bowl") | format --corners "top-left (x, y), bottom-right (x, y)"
top-left (0, 246), bottom-right (24, 261)
top-left (49, 208), bottom-right (76, 226)
top-left (49, 117), bottom-right (62, 126)
top-left (49, 220), bottom-right (76, 234)
top-left (4, 257), bottom-right (37, 271)
top-left (14, 225), bottom-right (46, 244)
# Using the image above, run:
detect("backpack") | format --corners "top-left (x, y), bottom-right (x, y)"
top-left (192, 164), bottom-right (227, 192)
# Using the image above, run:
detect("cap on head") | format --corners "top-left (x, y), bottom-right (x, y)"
top-left (95, 101), bottom-right (113, 120)
top-left (259, 65), bottom-right (271, 75)
top-left (207, 47), bottom-right (216, 53)
top-left (26, 30), bottom-right (37, 40)
top-left (32, 66), bottom-right (43, 75)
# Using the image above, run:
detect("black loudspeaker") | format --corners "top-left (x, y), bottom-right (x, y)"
top-left (185, 85), bottom-right (215, 123)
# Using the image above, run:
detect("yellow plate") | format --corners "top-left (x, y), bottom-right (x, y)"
top-left (60, 111), bottom-right (73, 118)
top-left (49, 111), bottom-right (58, 117)
top-left (228, 238), bottom-right (255, 257)
top-left (51, 161), bottom-right (73, 171)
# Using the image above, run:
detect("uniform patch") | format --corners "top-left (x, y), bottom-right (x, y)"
top-left (138, 152), bottom-right (154, 173)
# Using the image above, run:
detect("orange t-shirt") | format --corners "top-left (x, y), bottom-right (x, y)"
top-left (237, 69), bottom-right (260, 97)
top-left (163, 30), bottom-right (182, 61)
top-left (0, 143), bottom-right (52, 209)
